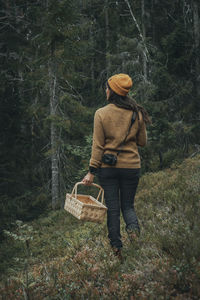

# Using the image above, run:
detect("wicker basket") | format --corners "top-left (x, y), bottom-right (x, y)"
top-left (64, 182), bottom-right (107, 223)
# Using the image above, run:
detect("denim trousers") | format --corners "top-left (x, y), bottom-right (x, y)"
top-left (98, 168), bottom-right (140, 249)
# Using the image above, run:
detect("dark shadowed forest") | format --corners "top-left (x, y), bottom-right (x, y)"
top-left (0, 0), bottom-right (200, 298)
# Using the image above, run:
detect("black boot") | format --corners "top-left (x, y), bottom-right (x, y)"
top-left (127, 228), bottom-right (140, 243)
top-left (112, 247), bottom-right (123, 262)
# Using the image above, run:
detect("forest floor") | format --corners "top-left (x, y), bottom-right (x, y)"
top-left (0, 155), bottom-right (200, 299)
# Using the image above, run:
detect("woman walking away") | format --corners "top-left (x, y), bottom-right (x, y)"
top-left (82, 73), bottom-right (151, 260)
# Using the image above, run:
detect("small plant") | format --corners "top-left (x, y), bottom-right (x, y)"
top-left (4, 220), bottom-right (36, 299)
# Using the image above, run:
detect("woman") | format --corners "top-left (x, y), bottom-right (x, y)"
top-left (82, 73), bottom-right (151, 259)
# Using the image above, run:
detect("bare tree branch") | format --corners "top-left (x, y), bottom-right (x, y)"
top-left (124, 0), bottom-right (149, 60)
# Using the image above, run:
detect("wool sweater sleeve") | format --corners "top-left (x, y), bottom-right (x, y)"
top-left (136, 113), bottom-right (147, 147)
top-left (89, 111), bottom-right (105, 168)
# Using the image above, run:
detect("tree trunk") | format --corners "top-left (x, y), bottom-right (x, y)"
top-left (90, 25), bottom-right (95, 94)
top-left (105, 0), bottom-right (111, 77)
top-left (124, 0), bottom-right (149, 58)
top-left (141, 0), bottom-right (147, 82)
top-left (159, 150), bottom-right (163, 169)
top-left (141, 0), bottom-right (148, 103)
top-left (151, 0), bottom-right (156, 43)
top-left (193, 0), bottom-right (200, 97)
top-left (124, 0), bottom-right (149, 102)
top-left (49, 59), bottom-right (59, 210)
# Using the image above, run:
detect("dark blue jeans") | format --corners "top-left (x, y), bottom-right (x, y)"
top-left (98, 168), bottom-right (140, 249)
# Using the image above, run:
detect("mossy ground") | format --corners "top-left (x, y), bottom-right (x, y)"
top-left (0, 156), bottom-right (200, 299)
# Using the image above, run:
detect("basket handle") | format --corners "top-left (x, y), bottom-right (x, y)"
top-left (71, 182), bottom-right (104, 203)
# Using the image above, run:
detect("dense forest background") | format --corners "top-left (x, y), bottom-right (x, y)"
top-left (1, 0), bottom-right (200, 232)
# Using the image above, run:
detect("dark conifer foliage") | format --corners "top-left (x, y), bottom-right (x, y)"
top-left (0, 0), bottom-right (199, 231)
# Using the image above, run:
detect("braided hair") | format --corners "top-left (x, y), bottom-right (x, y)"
top-left (106, 82), bottom-right (151, 125)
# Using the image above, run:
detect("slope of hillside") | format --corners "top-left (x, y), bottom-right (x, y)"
top-left (1, 155), bottom-right (200, 299)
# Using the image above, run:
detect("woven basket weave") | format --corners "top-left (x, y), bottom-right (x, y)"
top-left (64, 182), bottom-right (107, 223)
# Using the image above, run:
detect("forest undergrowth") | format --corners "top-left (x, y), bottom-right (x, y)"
top-left (0, 155), bottom-right (200, 299)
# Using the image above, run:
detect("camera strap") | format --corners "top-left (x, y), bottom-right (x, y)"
top-left (117, 111), bottom-right (136, 156)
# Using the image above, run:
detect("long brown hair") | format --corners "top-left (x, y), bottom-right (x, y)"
top-left (107, 82), bottom-right (151, 125)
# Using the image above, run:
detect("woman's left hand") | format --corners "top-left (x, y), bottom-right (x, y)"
top-left (82, 172), bottom-right (94, 186)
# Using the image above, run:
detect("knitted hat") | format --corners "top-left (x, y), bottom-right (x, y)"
top-left (108, 73), bottom-right (133, 96)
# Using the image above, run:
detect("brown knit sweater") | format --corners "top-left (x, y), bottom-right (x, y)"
top-left (89, 103), bottom-right (147, 169)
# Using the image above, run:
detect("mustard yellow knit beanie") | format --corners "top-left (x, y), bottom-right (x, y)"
top-left (108, 73), bottom-right (133, 96)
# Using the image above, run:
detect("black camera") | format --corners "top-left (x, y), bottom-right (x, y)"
top-left (102, 154), bottom-right (117, 166)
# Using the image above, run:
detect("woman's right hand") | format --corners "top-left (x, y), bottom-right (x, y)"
top-left (82, 172), bottom-right (94, 186)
